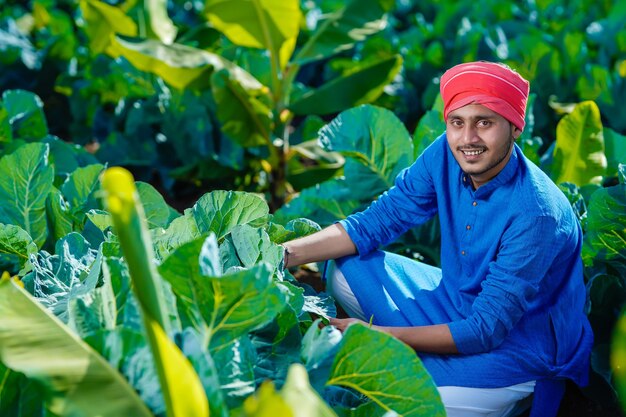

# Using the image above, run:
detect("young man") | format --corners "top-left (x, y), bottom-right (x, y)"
top-left (282, 61), bottom-right (593, 416)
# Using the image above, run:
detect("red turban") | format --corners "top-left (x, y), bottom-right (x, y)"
top-left (440, 61), bottom-right (530, 132)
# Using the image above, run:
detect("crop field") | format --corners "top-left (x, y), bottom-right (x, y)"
top-left (0, 0), bottom-right (625, 416)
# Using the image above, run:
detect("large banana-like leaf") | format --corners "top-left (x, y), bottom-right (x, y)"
top-left (146, 0), bottom-right (178, 44)
top-left (211, 69), bottom-right (272, 147)
top-left (205, 0), bottom-right (301, 69)
top-left (79, 0), bottom-right (137, 55)
top-left (0, 278), bottom-right (154, 417)
top-left (552, 100), bottom-right (607, 186)
top-left (293, 0), bottom-right (394, 65)
top-left (111, 35), bottom-right (263, 91)
top-left (101, 167), bottom-right (209, 417)
top-left (289, 55), bottom-right (403, 116)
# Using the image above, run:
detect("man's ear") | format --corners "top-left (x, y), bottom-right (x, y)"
top-left (512, 126), bottom-right (522, 139)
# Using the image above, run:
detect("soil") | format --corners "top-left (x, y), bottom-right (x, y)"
top-left (293, 267), bottom-right (624, 417)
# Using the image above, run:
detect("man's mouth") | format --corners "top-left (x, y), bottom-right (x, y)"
top-left (460, 148), bottom-right (486, 156)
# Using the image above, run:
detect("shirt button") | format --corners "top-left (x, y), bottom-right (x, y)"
top-left (472, 201), bottom-right (477, 206)
top-left (461, 250), bottom-right (466, 255)
top-left (466, 225), bottom-right (471, 230)
top-left (463, 176), bottom-right (467, 182)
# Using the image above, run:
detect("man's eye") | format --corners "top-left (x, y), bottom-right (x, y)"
top-left (478, 120), bottom-right (492, 127)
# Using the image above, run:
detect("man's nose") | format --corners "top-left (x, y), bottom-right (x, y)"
top-left (461, 126), bottom-right (480, 143)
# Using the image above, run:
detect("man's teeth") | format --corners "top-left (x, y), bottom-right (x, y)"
top-left (462, 149), bottom-right (485, 156)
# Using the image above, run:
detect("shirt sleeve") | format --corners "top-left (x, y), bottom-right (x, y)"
top-left (448, 215), bottom-right (565, 354)
top-left (340, 150), bottom-right (439, 256)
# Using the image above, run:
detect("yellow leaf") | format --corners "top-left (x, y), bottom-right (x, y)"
top-left (145, 316), bottom-right (210, 417)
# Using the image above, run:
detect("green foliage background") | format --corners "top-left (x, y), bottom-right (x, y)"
top-left (1, 0), bottom-right (626, 415)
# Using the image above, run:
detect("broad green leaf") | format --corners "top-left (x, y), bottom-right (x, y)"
top-left (137, 181), bottom-right (178, 229)
top-left (146, 0), bottom-right (178, 44)
top-left (86, 209), bottom-right (113, 232)
top-left (273, 178), bottom-right (361, 227)
top-left (60, 164), bottom-right (104, 212)
top-left (604, 128), bottom-right (626, 178)
top-left (213, 336), bottom-right (257, 408)
top-left (327, 324), bottom-right (445, 416)
top-left (159, 235), bottom-right (287, 351)
top-left (293, 0), bottom-right (394, 64)
top-left (205, 0), bottom-right (301, 69)
top-left (153, 212), bottom-right (201, 260)
top-left (287, 140), bottom-right (345, 191)
top-left (46, 188), bottom-right (75, 244)
top-left (552, 101), bottom-right (607, 186)
top-left (192, 190), bottom-right (270, 240)
top-left (289, 55), bottom-right (403, 115)
top-left (230, 224), bottom-right (282, 270)
top-left (179, 329), bottom-right (229, 417)
top-left (101, 167), bottom-right (209, 417)
top-left (22, 233), bottom-right (99, 322)
top-left (1, 90), bottom-right (48, 141)
top-left (68, 271), bottom-right (116, 339)
top-left (303, 293), bottom-right (336, 321)
top-left (301, 319), bottom-right (342, 393)
top-left (413, 108), bottom-right (444, 160)
top-left (83, 328), bottom-right (163, 412)
top-left (0, 223), bottom-right (37, 269)
top-left (0, 143), bottom-right (54, 247)
top-left (80, 0), bottom-right (137, 55)
top-left (266, 218), bottom-right (321, 244)
top-left (44, 135), bottom-right (100, 180)
top-left (0, 279), bottom-right (154, 417)
top-left (576, 65), bottom-right (614, 107)
top-left (582, 183), bottom-right (626, 275)
top-left (318, 105), bottom-right (413, 200)
top-left (111, 36), bottom-right (264, 90)
top-left (211, 69), bottom-right (272, 147)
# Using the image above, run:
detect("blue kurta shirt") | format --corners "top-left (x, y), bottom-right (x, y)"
top-left (339, 133), bottom-right (593, 388)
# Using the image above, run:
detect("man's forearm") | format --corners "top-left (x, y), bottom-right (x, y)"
top-left (377, 323), bottom-right (458, 354)
top-left (283, 223), bottom-right (357, 267)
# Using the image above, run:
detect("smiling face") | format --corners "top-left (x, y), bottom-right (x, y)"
top-left (446, 104), bottom-right (521, 188)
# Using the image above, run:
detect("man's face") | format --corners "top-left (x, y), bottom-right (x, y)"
top-left (445, 104), bottom-right (520, 188)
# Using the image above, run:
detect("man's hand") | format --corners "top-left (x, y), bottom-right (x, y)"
top-left (329, 317), bottom-right (365, 332)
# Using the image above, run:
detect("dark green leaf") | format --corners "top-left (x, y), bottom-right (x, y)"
top-left (582, 183), bottom-right (626, 275)
top-left (289, 55), bottom-right (403, 115)
top-left (0, 224), bottom-right (37, 269)
top-left (294, 0), bottom-right (394, 64)
top-left (1, 90), bottom-right (48, 141)
top-left (211, 69), bottom-right (272, 147)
